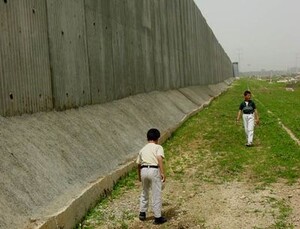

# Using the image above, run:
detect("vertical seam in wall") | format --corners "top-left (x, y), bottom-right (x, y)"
top-left (151, 1), bottom-right (156, 91)
top-left (45, 0), bottom-right (55, 110)
top-left (82, 0), bottom-right (92, 105)
top-left (0, 48), bottom-right (4, 116)
top-left (111, 14), bottom-right (115, 100)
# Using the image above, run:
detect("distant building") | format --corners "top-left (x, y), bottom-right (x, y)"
top-left (233, 62), bottom-right (239, 77)
top-left (241, 70), bottom-right (287, 77)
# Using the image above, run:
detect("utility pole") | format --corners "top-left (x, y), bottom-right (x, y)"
top-left (296, 53), bottom-right (300, 73)
top-left (237, 49), bottom-right (242, 70)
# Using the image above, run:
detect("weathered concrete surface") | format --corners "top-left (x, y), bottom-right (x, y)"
top-left (0, 0), bottom-right (233, 117)
top-left (0, 80), bottom-right (233, 229)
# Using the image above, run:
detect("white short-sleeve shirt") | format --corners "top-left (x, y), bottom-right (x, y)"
top-left (136, 143), bottom-right (164, 166)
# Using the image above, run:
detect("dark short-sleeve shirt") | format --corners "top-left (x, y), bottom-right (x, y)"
top-left (239, 100), bottom-right (256, 114)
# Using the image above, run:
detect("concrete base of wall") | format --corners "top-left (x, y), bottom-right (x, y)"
top-left (0, 78), bottom-right (234, 229)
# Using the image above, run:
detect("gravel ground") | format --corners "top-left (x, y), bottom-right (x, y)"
top-left (80, 172), bottom-right (300, 229)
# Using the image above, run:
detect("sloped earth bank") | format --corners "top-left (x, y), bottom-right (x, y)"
top-left (81, 174), bottom-right (300, 229)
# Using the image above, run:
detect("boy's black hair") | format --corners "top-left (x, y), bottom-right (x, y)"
top-left (244, 90), bottom-right (251, 96)
top-left (147, 128), bottom-right (161, 141)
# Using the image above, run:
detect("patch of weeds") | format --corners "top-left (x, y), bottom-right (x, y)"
top-left (122, 210), bottom-right (135, 221)
top-left (173, 166), bottom-right (185, 176)
top-left (108, 214), bottom-right (116, 221)
top-left (265, 197), bottom-right (293, 229)
top-left (253, 209), bottom-right (263, 214)
top-left (197, 218), bottom-right (206, 228)
top-left (110, 171), bottom-right (138, 199)
top-left (77, 170), bottom-right (138, 228)
top-left (272, 199), bottom-right (293, 229)
top-left (254, 184), bottom-right (268, 191)
top-left (119, 221), bottom-right (129, 229)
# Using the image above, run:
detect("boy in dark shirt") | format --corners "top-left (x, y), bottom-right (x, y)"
top-left (236, 90), bottom-right (259, 146)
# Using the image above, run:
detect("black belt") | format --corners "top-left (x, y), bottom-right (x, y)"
top-left (141, 165), bottom-right (158, 168)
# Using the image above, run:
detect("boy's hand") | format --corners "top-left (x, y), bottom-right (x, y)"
top-left (161, 173), bottom-right (166, 182)
top-left (255, 119), bottom-right (260, 125)
top-left (137, 165), bottom-right (141, 182)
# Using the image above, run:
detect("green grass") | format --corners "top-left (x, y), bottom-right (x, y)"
top-left (77, 78), bottom-right (300, 228)
top-left (263, 196), bottom-right (293, 229)
top-left (163, 78), bottom-right (300, 184)
top-left (75, 171), bottom-right (138, 229)
top-left (272, 199), bottom-right (293, 229)
top-left (237, 78), bottom-right (300, 183)
top-left (252, 79), bottom-right (300, 140)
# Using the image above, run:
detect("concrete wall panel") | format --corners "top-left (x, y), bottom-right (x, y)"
top-left (85, 0), bottom-right (107, 104)
top-left (0, 0), bottom-right (52, 116)
top-left (111, 0), bottom-right (126, 26)
top-left (151, 0), bottom-right (162, 90)
top-left (1, 0), bottom-right (233, 117)
top-left (124, 26), bottom-right (137, 96)
top-left (111, 20), bottom-right (126, 99)
top-left (159, 0), bottom-right (170, 90)
top-left (46, 0), bottom-right (90, 110)
top-left (179, 0), bottom-right (189, 86)
top-left (124, 1), bottom-right (140, 94)
top-left (86, 4), bottom-right (115, 103)
top-left (141, 32), bottom-right (155, 92)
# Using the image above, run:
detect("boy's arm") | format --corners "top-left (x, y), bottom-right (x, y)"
top-left (236, 110), bottom-right (242, 122)
top-left (157, 155), bottom-right (165, 182)
top-left (137, 164), bottom-right (141, 182)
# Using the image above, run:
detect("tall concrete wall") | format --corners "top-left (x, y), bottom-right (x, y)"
top-left (0, 0), bottom-right (233, 116)
top-left (0, 1), bottom-right (234, 228)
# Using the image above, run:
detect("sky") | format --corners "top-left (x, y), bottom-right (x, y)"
top-left (194, 0), bottom-right (300, 72)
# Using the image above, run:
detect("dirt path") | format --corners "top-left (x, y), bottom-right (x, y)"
top-left (81, 175), bottom-right (300, 229)
top-left (80, 136), bottom-right (300, 228)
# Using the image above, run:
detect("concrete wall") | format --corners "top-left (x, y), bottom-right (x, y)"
top-left (0, 0), bottom-right (233, 116)
top-left (1, 0), bottom-right (234, 228)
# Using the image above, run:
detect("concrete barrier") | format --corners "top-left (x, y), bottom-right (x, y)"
top-left (0, 0), bottom-right (233, 117)
top-left (0, 79), bottom-right (233, 229)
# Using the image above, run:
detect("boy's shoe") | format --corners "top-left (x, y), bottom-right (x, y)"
top-left (153, 216), bottom-right (167, 225)
top-left (246, 143), bottom-right (252, 147)
top-left (139, 212), bottom-right (146, 221)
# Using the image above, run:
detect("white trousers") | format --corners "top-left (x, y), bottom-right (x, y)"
top-left (140, 168), bottom-right (162, 218)
top-left (242, 113), bottom-right (254, 144)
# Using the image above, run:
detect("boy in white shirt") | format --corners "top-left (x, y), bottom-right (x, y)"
top-left (136, 128), bottom-right (167, 225)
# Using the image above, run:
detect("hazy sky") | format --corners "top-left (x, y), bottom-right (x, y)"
top-left (194, 0), bottom-right (300, 72)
